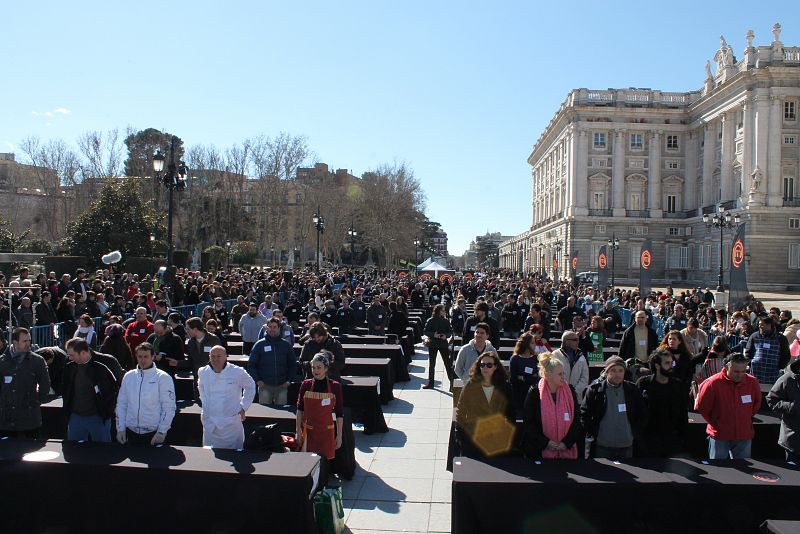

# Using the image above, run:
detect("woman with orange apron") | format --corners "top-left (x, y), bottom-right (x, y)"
top-left (296, 352), bottom-right (344, 460)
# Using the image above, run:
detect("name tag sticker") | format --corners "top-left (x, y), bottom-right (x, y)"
top-left (3, 376), bottom-right (11, 384)
top-left (564, 412), bottom-right (570, 421)
top-left (378, 315), bottom-right (382, 319)
top-left (203, 346), bottom-right (212, 353)
top-left (618, 403), bottom-right (627, 413)
top-left (741, 394), bottom-right (752, 404)
top-left (638, 340), bottom-right (646, 346)
top-left (763, 343), bottom-right (771, 349)
top-left (94, 385), bottom-right (100, 394)
top-left (285, 331), bottom-right (291, 336)
top-left (470, 326), bottom-right (476, 332)
top-left (321, 398), bottom-right (331, 406)
top-left (524, 367), bottom-right (533, 374)
top-left (264, 345), bottom-right (272, 352)
top-left (139, 329), bottom-right (146, 334)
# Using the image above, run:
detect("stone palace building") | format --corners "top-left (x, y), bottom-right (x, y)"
top-left (499, 24), bottom-right (800, 290)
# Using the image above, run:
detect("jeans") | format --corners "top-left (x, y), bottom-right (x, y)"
top-left (258, 383), bottom-right (288, 406)
top-left (427, 346), bottom-right (455, 382)
top-left (594, 444), bottom-right (633, 460)
top-left (708, 437), bottom-right (751, 459)
top-left (68, 414), bottom-right (111, 442)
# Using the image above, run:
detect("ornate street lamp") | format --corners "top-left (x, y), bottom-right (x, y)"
top-left (312, 206), bottom-right (325, 271)
top-left (703, 204), bottom-right (741, 291)
top-left (607, 233), bottom-right (620, 287)
top-left (348, 223), bottom-right (358, 267)
top-left (151, 138), bottom-right (188, 266)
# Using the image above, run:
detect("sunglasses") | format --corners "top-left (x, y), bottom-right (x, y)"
top-left (479, 362), bottom-right (495, 369)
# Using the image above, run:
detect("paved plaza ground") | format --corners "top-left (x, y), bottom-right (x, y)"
top-left (341, 343), bottom-right (454, 533)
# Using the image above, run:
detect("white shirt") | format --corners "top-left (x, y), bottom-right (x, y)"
top-left (116, 365), bottom-right (176, 435)
top-left (198, 363), bottom-right (256, 429)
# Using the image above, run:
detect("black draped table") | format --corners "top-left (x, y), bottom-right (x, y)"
top-left (0, 439), bottom-right (319, 534)
top-left (289, 376), bottom-right (388, 434)
top-left (344, 357), bottom-right (396, 403)
top-left (294, 343), bottom-right (410, 382)
top-left (452, 456), bottom-right (800, 534)
top-left (39, 397), bottom-right (358, 479)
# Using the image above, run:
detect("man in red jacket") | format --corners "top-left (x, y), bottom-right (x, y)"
top-left (124, 307), bottom-right (154, 354)
top-left (695, 353), bottom-right (761, 459)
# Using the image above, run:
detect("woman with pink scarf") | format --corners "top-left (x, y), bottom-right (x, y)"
top-left (521, 352), bottom-right (582, 459)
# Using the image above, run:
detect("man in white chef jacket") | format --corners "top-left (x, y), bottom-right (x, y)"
top-left (198, 345), bottom-right (256, 449)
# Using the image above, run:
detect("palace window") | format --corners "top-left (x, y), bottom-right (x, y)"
top-left (666, 135), bottom-right (679, 150)
top-left (593, 132), bottom-right (606, 149)
top-left (630, 133), bottom-right (643, 150)
top-left (786, 101), bottom-right (796, 121)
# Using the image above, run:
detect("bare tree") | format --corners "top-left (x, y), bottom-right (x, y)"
top-left (18, 136), bottom-right (81, 240)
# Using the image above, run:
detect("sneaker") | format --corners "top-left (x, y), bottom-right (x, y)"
top-left (422, 382), bottom-right (435, 389)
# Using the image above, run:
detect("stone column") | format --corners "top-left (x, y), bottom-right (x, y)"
top-left (574, 129), bottom-right (589, 215)
top-left (751, 93), bottom-right (770, 206)
top-left (767, 95), bottom-right (783, 206)
top-left (648, 130), bottom-right (662, 217)
top-left (701, 122), bottom-right (716, 208)
top-left (741, 97), bottom-right (753, 198)
top-left (684, 131), bottom-right (699, 211)
top-left (612, 129), bottom-right (626, 216)
top-left (720, 112), bottom-right (735, 202)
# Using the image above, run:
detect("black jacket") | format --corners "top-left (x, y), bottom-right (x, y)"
top-left (62, 358), bottom-right (117, 420)
top-left (424, 316), bottom-right (452, 350)
top-left (618, 324), bottom-right (659, 362)
top-left (580, 378), bottom-right (648, 447)
top-left (34, 301), bottom-right (58, 326)
top-left (635, 374), bottom-right (688, 454)
top-left (521, 384), bottom-right (583, 459)
top-left (767, 358), bottom-right (800, 454)
top-left (299, 336), bottom-right (346, 380)
top-left (0, 349), bottom-right (51, 431)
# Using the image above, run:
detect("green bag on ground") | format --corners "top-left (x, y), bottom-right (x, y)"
top-left (313, 487), bottom-right (345, 534)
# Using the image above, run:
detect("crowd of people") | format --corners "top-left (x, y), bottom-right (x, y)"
top-left (1, 264), bottom-right (800, 468)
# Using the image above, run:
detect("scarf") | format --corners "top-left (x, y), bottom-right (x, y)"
top-left (538, 378), bottom-right (577, 459)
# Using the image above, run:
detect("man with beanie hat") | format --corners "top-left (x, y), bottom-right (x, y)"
top-left (580, 355), bottom-right (647, 459)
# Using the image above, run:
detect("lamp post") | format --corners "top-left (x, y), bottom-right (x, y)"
top-left (347, 222), bottom-right (357, 268)
top-left (312, 206), bottom-right (325, 271)
top-left (413, 237), bottom-right (420, 270)
top-left (270, 245), bottom-right (275, 268)
top-left (554, 241), bottom-right (563, 281)
top-left (703, 204), bottom-right (741, 291)
top-left (225, 240), bottom-right (231, 271)
top-left (152, 137), bottom-right (188, 266)
top-left (607, 233), bottom-right (620, 287)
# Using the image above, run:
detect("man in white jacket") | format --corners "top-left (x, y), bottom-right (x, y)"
top-left (115, 343), bottom-right (176, 446)
top-left (553, 330), bottom-right (589, 400)
top-left (198, 345), bottom-right (256, 449)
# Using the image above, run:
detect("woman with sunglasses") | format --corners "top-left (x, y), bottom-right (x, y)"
top-left (455, 351), bottom-right (515, 460)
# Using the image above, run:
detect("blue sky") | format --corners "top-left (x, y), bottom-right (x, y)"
top-left (2, 2), bottom-right (795, 254)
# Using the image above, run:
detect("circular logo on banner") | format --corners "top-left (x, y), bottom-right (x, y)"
top-left (420, 273), bottom-right (432, 281)
top-left (439, 273), bottom-right (453, 285)
top-left (571, 256), bottom-right (578, 270)
top-left (641, 250), bottom-right (652, 270)
top-left (398, 271), bottom-right (407, 278)
top-left (598, 253), bottom-right (608, 270)
top-left (732, 239), bottom-right (745, 268)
